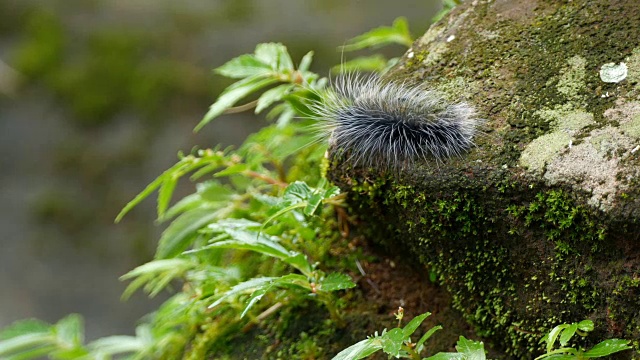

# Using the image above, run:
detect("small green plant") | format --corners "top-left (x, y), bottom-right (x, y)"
top-left (535, 320), bottom-right (631, 359)
top-left (332, 308), bottom-right (486, 360)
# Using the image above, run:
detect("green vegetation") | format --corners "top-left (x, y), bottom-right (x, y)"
top-left (333, 308), bottom-right (480, 360)
top-left (536, 320), bottom-right (631, 359)
top-left (1, 7), bottom-right (636, 359)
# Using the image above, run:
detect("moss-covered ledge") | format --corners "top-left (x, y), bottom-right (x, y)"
top-left (329, 0), bottom-right (640, 358)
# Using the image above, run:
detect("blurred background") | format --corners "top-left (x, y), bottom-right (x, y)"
top-left (0, 0), bottom-right (440, 340)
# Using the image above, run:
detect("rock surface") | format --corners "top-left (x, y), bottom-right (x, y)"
top-left (329, 1), bottom-right (640, 357)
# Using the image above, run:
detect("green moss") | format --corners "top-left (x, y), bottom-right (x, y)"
top-left (329, 158), bottom-right (638, 357)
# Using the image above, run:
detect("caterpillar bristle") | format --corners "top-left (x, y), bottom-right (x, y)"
top-left (310, 73), bottom-right (482, 170)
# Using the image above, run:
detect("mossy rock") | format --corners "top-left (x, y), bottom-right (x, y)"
top-left (329, 1), bottom-right (640, 358)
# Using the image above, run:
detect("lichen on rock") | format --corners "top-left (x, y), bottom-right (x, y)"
top-left (330, 0), bottom-right (640, 358)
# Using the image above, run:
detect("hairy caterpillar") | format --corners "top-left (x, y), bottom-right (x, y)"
top-left (310, 74), bottom-right (482, 170)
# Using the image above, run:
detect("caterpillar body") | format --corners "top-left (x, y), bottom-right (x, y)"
top-left (311, 74), bottom-right (482, 170)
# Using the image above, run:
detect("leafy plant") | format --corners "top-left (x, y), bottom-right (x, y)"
top-left (333, 17), bottom-right (414, 74)
top-left (333, 308), bottom-right (487, 360)
top-left (535, 320), bottom-right (631, 359)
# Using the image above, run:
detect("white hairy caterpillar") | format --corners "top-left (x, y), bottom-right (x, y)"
top-left (310, 73), bottom-right (482, 170)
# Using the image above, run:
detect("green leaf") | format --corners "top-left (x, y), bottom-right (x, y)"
top-left (582, 339), bottom-right (631, 358)
top-left (577, 320), bottom-right (594, 332)
top-left (303, 192), bottom-right (324, 216)
top-left (0, 333), bottom-right (54, 357)
top-left (261, 202), bottom-right (307, 230)
top-left (342, 17), bottom-right (412, 51)
top-left (241, 287), bottom-right (269, 318)
top-left (559, 323), bottom-right (577, 346)
top-left (424, 353), bottom-right (464, 360)
top-left (157, 175), bottom-right (178, 219)
top-left (156, 208), bottom-right (220, 258)
top-left (331, 54), bottom-right (389, 74)
top-left (273, 273), bottom-right (311, 290)
top-left (214, 54), bottom-right (272, 79)
top-left (196, 76), bottom-right (279, 131)
top-left (209, 277), bottom-right (277, 310)
top-left (380, 328), bottom-right (405, 357)
top-left (318, 273), bottom-right (356, 292)
top-left (120, 258), bottom-right (193, 280)
top-left (88, 335), bottom-right (145, 356)
top-left (331, 339), bottom-right (381, 360)
top-left (54, 314), bottom-right (83, 348)
top-left (201, 229), bottom-right (293, 261)
top-left (255, 84), bottom-right (294, 113)
top-left (416, 325), bottom-right (443, 353)
top-left (283, 253), bottom-right (314, 277)
top-left (214, 163), bottom-right (248, 177)
top-left (298, 51), bottom-right (314, 72)
top-left (0, 320), bottom-right (50, 340)
top-left (535, 347), bottom-right (579, 359)
top-left (115, 160), bottom-right (187, 223)
top-left (284, 181), bottom-right (313, 201)
top-left (455, 336), bottom-right (486, 360)
top-left (402, 312), bottom-right (430, 338)
top-left (255, 43), bottom-right (293, 71)
top-left (197, 181), bottom-right (234, 202)
top-left (545, 324), bottom-right (568, 353)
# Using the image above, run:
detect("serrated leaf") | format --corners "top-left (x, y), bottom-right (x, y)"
top-left (241, 287), bottom-right (269, 318)
top-left (255, 43), bottom-right (293, 71)
top-left (582, 339), bottom-right (631, 358)
top-left (331, 338), bottom-right (381, 360)
top-left (303, 192), bottom-right (324, 216)
top-left (559, 323), bottom-right (577, 346)
top-left (402, 312), bottom-right (430, 338)
top-left (209, 277), bottom-right (276, 309)
top-left (318, 273), bottom-right (356, 292)
top-left (202, 229), bottom-right (293, 260)
top-left (215, 54), bottom-right (272, 79)
top-left (255, 84), bottom-right (294, 113)
top-left (156, 208), bottom-right (220, 258)
top-left (455, 336), bottom-right (486, 360)
top-left (284, 181), bottom-right (313, 201)
top-left (196, 76), bottom-right (279, 131)
top-left (380, 328), bottom-right (405, 356)
top-left (261, 202), bottom-right (307, 230)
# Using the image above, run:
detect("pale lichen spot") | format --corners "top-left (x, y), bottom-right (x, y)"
top-left (520, 132), bottom-right (571, 174)
top-left (599, 62), bottom-right (628, 83)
